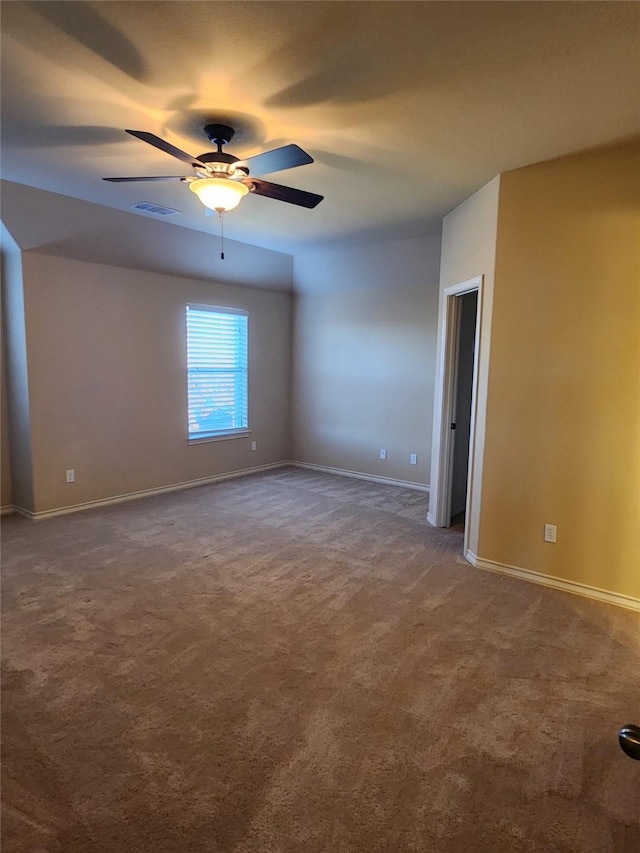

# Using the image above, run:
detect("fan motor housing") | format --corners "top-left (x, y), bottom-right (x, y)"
top-left (197, 151), bottom-right (239, 166)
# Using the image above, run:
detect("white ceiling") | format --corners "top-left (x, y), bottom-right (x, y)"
top-left (2, 1), bottom-right (639, 256)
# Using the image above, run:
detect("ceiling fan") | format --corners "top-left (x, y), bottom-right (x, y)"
top-left (103, 123), bottom-right (324, 214)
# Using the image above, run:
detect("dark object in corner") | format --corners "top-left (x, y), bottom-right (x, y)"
top-left (619, 724), bottom-right (640, 760)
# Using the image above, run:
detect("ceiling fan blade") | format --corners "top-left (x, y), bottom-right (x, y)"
top-left (242, 144), bottom-right (313, 176)
top-left (245, 178), bottom-right (323, 209)
top-left (103, 175), bottom-right (187, 182)
top-left (125, 129), bottom-right (207, 168)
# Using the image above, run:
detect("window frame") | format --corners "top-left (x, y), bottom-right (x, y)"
top-left (185, 303), bottom-right (250, 444)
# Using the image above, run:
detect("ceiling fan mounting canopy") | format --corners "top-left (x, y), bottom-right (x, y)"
top-left (204, 123), bottom-right (235, 147)
top-left (103, 123), bottom-right (324, 212)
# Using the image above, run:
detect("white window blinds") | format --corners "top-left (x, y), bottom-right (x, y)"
top-left (186, 305), bottom-right (248, 440)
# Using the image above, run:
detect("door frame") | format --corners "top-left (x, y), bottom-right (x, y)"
top-left (428, 276), bottom-right (483, 556)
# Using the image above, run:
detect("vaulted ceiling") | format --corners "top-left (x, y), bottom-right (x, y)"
top-left (2, 1), bottom-right (639, 255)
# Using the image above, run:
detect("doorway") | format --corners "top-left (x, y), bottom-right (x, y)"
top-left (427, 276), bottom-right (483, 557)
top-left (449, 290), bottom-right (478, 529)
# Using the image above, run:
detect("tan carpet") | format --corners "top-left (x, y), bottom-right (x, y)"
top-left (2, 467), bottom-right (639, 852)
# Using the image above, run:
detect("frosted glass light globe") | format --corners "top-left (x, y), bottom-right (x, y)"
top-left (189, 178), bottom-right (249, 212)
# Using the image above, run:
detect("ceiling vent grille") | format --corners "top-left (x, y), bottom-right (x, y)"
top-left (130, 201), bottom-right (180, 216)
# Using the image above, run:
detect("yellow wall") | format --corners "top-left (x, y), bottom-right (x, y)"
top-left (480, 141), bottom-right (640, 599)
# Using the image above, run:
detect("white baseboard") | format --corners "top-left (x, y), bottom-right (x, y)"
top-left (14, 462), bottom-right (290, 521)
top-left (9, 460), bottom-right (427, 522)
top-left (289, 461), bottom-right (429, 493)
top-left (8, 468), bottom-right (637, 612)
top-left (426, 512), bottom-right (436, 526)
top-left (465, 551), bottom-right (640, 613)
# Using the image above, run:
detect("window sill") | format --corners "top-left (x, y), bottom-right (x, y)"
top-left (188, 430), bottom-right (251, 446)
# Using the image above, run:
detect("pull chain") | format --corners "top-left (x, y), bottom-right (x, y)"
top-left (216, 208), bottom-right (225, 260)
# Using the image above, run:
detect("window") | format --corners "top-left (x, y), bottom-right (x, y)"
top-left (186, 305), bottom-right (248, 441)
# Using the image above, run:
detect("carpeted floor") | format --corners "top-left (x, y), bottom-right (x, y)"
top-left (2, 467), bottom-right (639, 852)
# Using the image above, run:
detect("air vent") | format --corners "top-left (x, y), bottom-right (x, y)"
top-left (130, 201), bottom-right (180, 216)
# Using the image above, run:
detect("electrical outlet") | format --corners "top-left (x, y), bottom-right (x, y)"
top-left (410, 453), bottom-right (417, 465)
top-left (544, 524), bottom-right (557, 543)
top-left (379, 448), bottom-right (387, 460)
top-left (65, 469), bottom-right (75, 483)
top-left (251, 441), bottom-right (257, 451)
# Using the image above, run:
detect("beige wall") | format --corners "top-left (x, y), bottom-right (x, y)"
top-left (1, 291), bottom-right (13, 509)
top-left (439, 176), bottom-right (501, 292)
top-left (436, 176), bottom-right (500, 553)
top-left (19, 252), bottom-right (292, 513)
top-left (480, 141), bottom-right (640, 599)
top-left (1, 228), bottom-right (34, 511)
top-left (292, 235), bottom-right (441, 485)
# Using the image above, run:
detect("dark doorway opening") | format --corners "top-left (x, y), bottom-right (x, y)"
top-left (449, 290), bottom-right (478, 529)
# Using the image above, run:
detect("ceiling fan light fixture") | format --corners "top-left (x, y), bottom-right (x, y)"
top-left (189, 177), bottom-right (248, 212)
